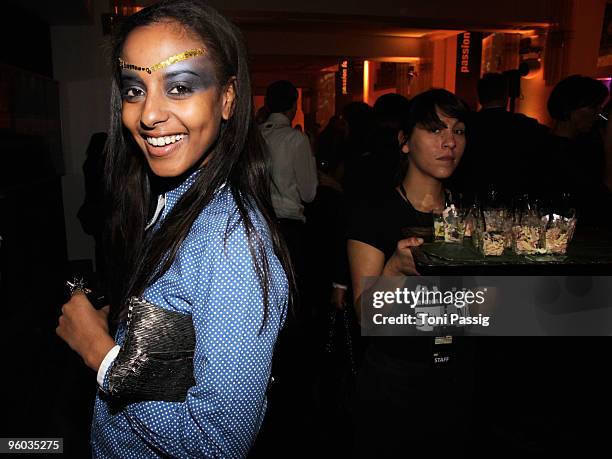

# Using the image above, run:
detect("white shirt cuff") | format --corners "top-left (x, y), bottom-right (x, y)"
top-left (332, 283), bottom-right (348, 290)
top-left (96, 345), bottom-right (121, 387)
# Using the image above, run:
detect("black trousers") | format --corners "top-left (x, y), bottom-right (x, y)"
top-left (277, 218), bottom-right (305, 278)
top-left (351, 344), bottom-right (474, 458)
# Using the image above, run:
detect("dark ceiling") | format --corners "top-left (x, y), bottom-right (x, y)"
top-left (8, 0), bottom-right (94, 25)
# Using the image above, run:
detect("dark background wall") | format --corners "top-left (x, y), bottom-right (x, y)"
top-left (2, 3), bottom-right (54, 78)
top-left (0, 3), bottom-right (93, 456)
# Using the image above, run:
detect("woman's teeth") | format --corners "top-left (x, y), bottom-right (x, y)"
top-left (145, 134), bottom-right (184, 146)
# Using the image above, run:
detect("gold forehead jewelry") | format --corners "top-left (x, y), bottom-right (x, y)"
top-left (118, 48), bottom-right (205, 74)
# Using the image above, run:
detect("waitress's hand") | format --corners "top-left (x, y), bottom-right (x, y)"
top-left (382, 237), bottom-right (423, 276)
top-left (56, 294), bottom-right (115, 371)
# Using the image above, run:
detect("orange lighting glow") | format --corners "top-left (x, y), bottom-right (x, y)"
top-left (112, 0), bottom-right (144, 16)
top-left (363, 60), bottom-right (370, 105)
top-left (365, 57), bottom-right (420, 63)
top-left (113, 6), bottom-right (143, 15)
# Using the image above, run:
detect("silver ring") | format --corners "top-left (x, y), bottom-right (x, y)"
top-left (65, 277), bottom-right (91, 296)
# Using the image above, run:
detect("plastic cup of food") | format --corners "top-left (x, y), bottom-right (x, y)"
top-left (512, 224), bottom-right (544, 255)
top-left (432, 207), bottom-right (445, 242)
top-left (480, 231), bottom-right (505, 256)
top-left (444, 215), bottom-right (467, 244)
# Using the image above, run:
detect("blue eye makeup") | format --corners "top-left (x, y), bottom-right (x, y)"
top-left (119, 57), bottom-right (217, 102)
top-left (163, 72), bottom-right (204, 98)
top-left (162, 58), bottom-right (216, 93)
top-left (120, 72), bottom-right (146, 101)
top-left (124, 87), bottom-right (145, 99)
top-left (167, 83), bottom-right (194, 96)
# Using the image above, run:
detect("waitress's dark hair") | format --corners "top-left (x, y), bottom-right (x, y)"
top-left (103, 0), bottom-right (295, 327)
top-left (396, 88), bottom-right (470, 184)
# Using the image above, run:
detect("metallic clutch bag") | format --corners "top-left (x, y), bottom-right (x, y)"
top-left (106, 297), bottom-right (196, 402)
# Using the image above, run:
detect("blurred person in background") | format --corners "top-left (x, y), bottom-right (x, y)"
top-left (260, 80), bottom-right (318, 282)
top-left (545, 74), bottom-right (610, 227)
top-left (452, 72), bottom-right (548, 199)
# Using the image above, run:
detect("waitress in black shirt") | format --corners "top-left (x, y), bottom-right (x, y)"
top-left (347, 89), bottom-right (470, 457)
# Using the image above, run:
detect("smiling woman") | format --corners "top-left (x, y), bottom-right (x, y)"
top-left (54, 1), bottom-right (294, 458)
top-left (119, 27), bottom-right (229, 178)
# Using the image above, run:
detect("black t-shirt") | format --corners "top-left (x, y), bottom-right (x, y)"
top-left (347, 188), bottom-right (454, 363)
top-left (348, 188), bottom-right (433, 260)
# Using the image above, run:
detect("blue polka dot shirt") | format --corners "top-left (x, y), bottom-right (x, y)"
top-left (91, 172), bottom-right (289, 458)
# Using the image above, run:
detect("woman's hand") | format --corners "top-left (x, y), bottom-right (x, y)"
top-left (56, 294), bottom-right (115, 371)
top-left (382, 237), bottom-right (423, 276)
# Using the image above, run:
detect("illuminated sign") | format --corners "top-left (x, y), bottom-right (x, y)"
top-left (341, 60), bottom-right (348, 95)
top-left (455, 31), bottom-right (483, 110)
top-left (460, 32), bottom-right (471, 73)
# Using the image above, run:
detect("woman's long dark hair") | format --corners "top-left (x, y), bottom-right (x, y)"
top-left (103, 0), bottom-right (295, 328)
top-left (396, 88), bottom-right (470, 185)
